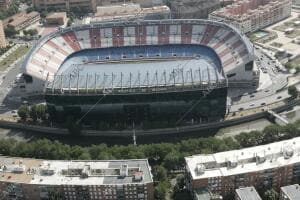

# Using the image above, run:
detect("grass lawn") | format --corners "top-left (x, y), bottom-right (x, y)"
top-left (0, 45), bottom-right (31, 72)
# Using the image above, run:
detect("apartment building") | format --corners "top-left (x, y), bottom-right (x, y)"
top-left (209, 0), bottom-right (292, 33)
top-left (280, 184), bottom-right (300, 200)
top-left (0, 20), bottom-right (7, 48)
top-left (0, 156), bottom-right (154, 200)
top-left (96, 0), bottom-right (163, 8)
top-left (185, 137), bottom-right (300, 200)
top-left (170, 0), bottom-right (220, 19)
top-left (91, 4), bottom-right (170, 23)
top-left (0, 0), bottom-right (11, 10)
top-left (3, 11), bottom-right (40, 31)
top-left (45, 12), bottom-right (67, 26)
top-left (235, 187), bottom-right (262, 200)
top-left (32, 0), bottom-right (97, 12)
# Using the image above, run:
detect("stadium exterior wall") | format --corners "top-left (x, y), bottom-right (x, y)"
top-left (46, 86), bottom-right (228, 125)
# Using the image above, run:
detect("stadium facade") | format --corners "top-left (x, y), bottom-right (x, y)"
top-left (21, 19), bottom-right (257, 125)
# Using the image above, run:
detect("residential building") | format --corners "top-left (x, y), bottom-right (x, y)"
top-left (32, 0), bottom-right (97, 13)
top-left (280, 184), bottom-right (300, 200)
top-left (0, 156), bottom-right (154, 200)
top-left (0, 20), bottom-right (7, 48)
top-left (0, 0), bottom-right (11, 10)
top-left (91, 4), bottom-right (170, 23)
top-left (3, 11), bottom-right (40, 31)
top-left (209, 0), bottom-right (292, 33)
top-left (235, 187), bottom-right (262, 200)
top-left (185, 137), bottom-right (300, 200)
top-left (170, 0), bottom-right (220, 19)
top-left (45, 12), bottom-right (67, 26)
top-left (96, 0), bottom-right (163, 8)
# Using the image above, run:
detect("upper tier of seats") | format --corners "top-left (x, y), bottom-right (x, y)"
top-left (23, 20), bottom-right (254, 81)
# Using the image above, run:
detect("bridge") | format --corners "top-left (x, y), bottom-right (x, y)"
top-left (267, 110), bottom-right (290, 125)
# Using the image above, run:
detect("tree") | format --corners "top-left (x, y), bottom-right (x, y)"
top-left (154, 181), bottom-right (170, 200)
top-left (17, 105), bottom-right (29, 120)
top-left (36, 104), bottom-right (47, 120)
top-left (262, 124), bottom-right (282, 143)
top-left (26, 7), bottom-right (35, 13)
top-left (263, 189), bottom-right (278, 200)
top-left (4, 25), bottom-right (18, 37)
top-left (30, 104), bottom-right (38, 121)
top-left (163, 151), bottom-right (181, 170)
top-left (175, 174), bottom-right (185, 191)
top-left (28, 29), bottom-right (38, 36)
top-left (152, 165), bottom-right (167, 182)
top-left (288, 85), bottom-right (298, 98)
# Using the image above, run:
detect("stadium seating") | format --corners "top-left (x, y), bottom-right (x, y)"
top-left (24, 20), bottom-right (253, 81)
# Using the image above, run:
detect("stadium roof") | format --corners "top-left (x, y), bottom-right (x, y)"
top-left (49, 44), bottom-right (225, 91)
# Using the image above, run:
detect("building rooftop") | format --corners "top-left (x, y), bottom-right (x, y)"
top-left (194, 188), bottom-right (222, 200)
top-left (235, 187), bottom-right (262, 200)
top-left (0, 156), bottom-right (153, 185)
top-left (92, 4), bottom-right (170, 22)
top-left (185, 137), bottom-right (300, 180)
top-left (281, 184), bottom-right (300, 200)
top-left (46, 12), bottom-right (67, 19)
top-left (3, 11), bottom-right (39, 28)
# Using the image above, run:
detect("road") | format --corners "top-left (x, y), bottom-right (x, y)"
top-left (229, 47), bottom-right (292, 112)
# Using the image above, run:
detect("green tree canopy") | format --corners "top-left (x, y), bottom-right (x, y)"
top-left (4, 26), bottom-right (18, 38)
top-left (263, 188), bottom-right (278, 200)
top-left (17, 105), bottom-right (30, 120)
top-left (288, 85), bottom-right (298, 98)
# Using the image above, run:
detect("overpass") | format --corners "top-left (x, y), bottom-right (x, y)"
top-left (267, 110), bottom-right (290, 125)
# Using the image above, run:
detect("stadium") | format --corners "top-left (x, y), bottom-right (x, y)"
top-left (21, 19), bottom-right (257, 126)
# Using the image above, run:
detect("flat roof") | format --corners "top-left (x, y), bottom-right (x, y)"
top-left (185, 137), bottom-right (300, 180)
top-left (0, 156), bottom-right (153, 185)
top-left (235, 187), bottom-right (262, 200)
top-left (46, 12), bottom-right (67, 19)
top-left (4, 11), bottom-right (39, 27)
top-left (281, 184), bottom-right (300, 200)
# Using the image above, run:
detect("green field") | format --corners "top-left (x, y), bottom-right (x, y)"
top-left (0, 45), bottom-right (30, 72)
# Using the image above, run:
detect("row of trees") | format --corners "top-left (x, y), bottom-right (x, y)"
top-left (17, 104), bottom-right (47, 122)
top-left (23, 29), bottom-right (38, 36)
